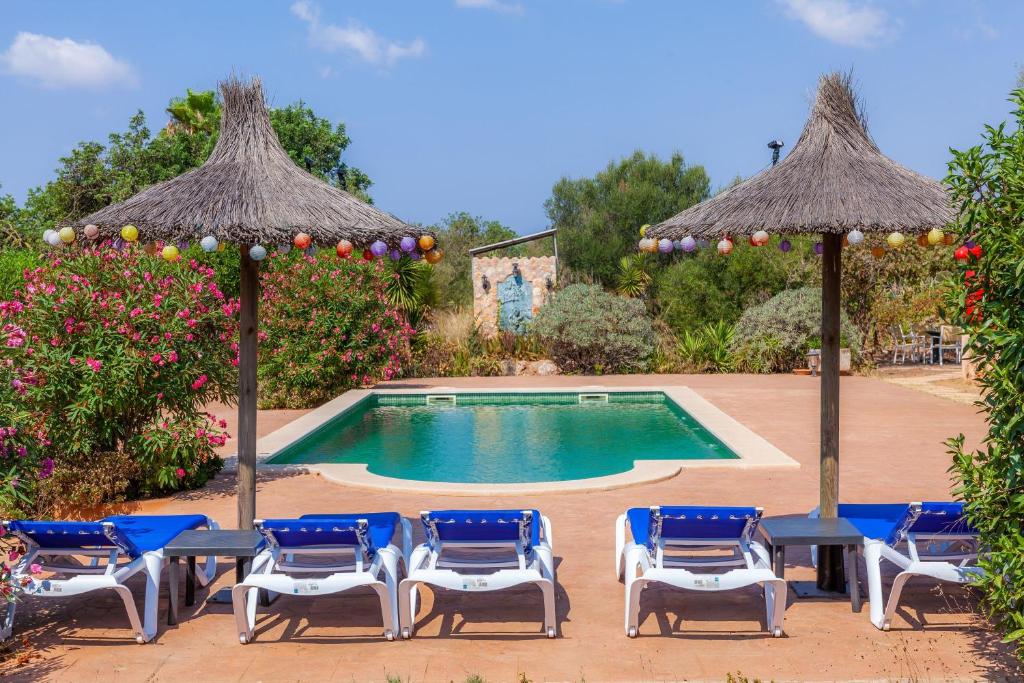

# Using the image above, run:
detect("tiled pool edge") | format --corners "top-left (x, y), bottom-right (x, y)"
top-left (235, 384), bottom-right (799, 495)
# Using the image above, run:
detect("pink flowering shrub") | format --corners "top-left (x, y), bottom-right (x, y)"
top-left (0, 244), bottom-right (238, 505)
top-left (258, 252), bottom-right (413, 408)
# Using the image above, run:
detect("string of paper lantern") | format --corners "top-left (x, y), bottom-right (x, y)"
top-left (635, 225), bottom-right (966, 262)
top-left (42, 225), bottom-right (444, 265)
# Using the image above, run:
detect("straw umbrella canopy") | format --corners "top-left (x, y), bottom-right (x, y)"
top-left (70, 76), bottom-right (433, 529)
top-left (647, 72), bottom-right (953, 590)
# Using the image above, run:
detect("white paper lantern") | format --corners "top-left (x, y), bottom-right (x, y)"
top-left (249, 245), bottom-right (268, 261)
top-left (200, 235), bottom-right (219, 253)
top-left (847, 229), bottom-right (865, 245)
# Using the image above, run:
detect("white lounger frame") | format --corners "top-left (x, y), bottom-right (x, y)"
top-left (615, 507), bottom-right (786, 638)
top-left (232, 517), bottom-right (413, 643)
top-left (398, 510), bottom-right (557, 639)
top-left (2, 517), bottom-right (219, 643)
top-left (860, 504), bottom-right (982, 631)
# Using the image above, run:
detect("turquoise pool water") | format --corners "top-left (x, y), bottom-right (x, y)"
top-left (268, 392), bottom-right (737, 483)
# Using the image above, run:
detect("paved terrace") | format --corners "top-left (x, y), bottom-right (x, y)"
top-left (6, 374), bottom-right (1019, 682)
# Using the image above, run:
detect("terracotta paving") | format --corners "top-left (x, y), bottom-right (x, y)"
top-left (5, 374), bottom-right (1019, 682)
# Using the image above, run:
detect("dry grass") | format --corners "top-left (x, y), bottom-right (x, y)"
top-left (425, 307), bottom-right (476, 344)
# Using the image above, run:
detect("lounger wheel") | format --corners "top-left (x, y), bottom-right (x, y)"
top-left (772, 626), bottom-right (783, 638)
top-left (239, 633), bottom-right (250, 644)
top-left (546, 626), bottom-right (556, 639)
top-left (385, 630), bottom-right (395, 641)
top-left (135, 635), bottom-right (145, 645)
top-left (627, 626), bottom-right (638, 638)
top-left (401, 627), bottom-right (412, 640)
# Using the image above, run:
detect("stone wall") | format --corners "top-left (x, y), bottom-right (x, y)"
top-left (471, 256), bottom-right (556, 336)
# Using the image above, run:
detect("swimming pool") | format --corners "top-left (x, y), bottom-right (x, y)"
top-left (268, 392), bottom-right (737, 483)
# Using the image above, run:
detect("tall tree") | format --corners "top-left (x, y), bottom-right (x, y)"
top-left (544, 151), bottom-right (710, 286)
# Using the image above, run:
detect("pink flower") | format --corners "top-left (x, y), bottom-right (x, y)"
top-left (8, 551), bottom-right (19, 562)
top-left (85, 357), bottom-right (102, 372)
top-left (150, 353), bottom-right (162, 363)
top-left (175, 468), bottom-right (186, 479)
top-left (191, 374), bottom-right (208, 391)
top-left (29, 563), bottom-right (42, 575)
top-left (129, 307), bottom-right (143, 318)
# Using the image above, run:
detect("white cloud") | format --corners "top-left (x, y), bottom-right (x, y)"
top-left (0, 32), bottom-right (136, 88)
top-left (778, 0), bottom-right (893, 48)
top-left (291, 1), bottom-right (426, 67)
top-left (455, 0), bottom-right (524, 15)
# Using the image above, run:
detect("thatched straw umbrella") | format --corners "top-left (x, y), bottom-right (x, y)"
top-left (71, 76), bottom-right (432, 530)
top-left (647, 72), bottom-right (953, 591)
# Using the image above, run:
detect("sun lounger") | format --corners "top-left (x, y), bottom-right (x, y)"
top-left (232, 513), bottom-right (412, 643)
top-left (3, 514), bottom-right (218, 643)
top-left (399, 509), bottom-right (557, 639)
top-left (616, 505), bottom-right (786, 637)
top-left (834, 502), bottom-right (981, 630)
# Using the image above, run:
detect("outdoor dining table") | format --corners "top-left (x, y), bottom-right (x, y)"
top-left (163, 528), bottom-right (269, 626)
top-left (759, 515), bottom-right (863, 613)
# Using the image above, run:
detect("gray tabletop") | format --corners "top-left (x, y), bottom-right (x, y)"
top-left (760, 516), bottom-right (863, 546)
top-left (164, 529), bottom-right (265, 557)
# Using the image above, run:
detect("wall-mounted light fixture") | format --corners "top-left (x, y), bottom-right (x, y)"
top-left (511, 262), bottom-right (522, 279)
top-left (545, 276), bottom-right (554, 292)
top-left (481, 274), bottom-right (490, 293)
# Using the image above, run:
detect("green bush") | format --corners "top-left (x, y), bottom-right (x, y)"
top-left (0, 249), bottom-right (40, 302)
top-left (732, 287), bottom-right (861, 373)
top-left (945, 88), bottom-right (1024, 657)
top-left (531, 284), bottom-right (653, 374)
top-left (677, 321), bottom-right (735, 373)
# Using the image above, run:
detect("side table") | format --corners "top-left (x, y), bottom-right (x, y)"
top-left (163, 528), bottom-right (268, 625)
top-left (759, 515), bottom-right (863, 613)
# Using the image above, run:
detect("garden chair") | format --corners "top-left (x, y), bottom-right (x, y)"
top-left (3, 514), bottom-right (219, 643)
top-left (890, 325), bottom-right (924, 364)
top-left (615, 505), bottom-right (786, 638)
top-left (399, 509), bottom-right (557, 639)
top-left (933, 325), bottom-right (963, 365)
top-left (232, 513), bottom-right (412, 643)
top-left (816, 502), bottom-right (981, 630)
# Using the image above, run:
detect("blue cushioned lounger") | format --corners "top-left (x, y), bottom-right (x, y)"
top-left (3, 514), bottom-right (218, 643)
top-left (399, 509), bottom-right (556, 639)
top-left (616, 505), bottom-right (786, 637)
top-left (823, 502), bottom-right (981, 630)
top-left (232, 513), bottom-right (411, 643)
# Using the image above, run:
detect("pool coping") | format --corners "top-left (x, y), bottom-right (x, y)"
top-left (236, 384), bottom-right (799, 495)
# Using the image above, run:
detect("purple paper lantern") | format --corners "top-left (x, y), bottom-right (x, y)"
top-left (814, 242), bottom-right (824, 255)
top-left (681, 236), bottom-right (697, 252)
top-left (409, 250), bottom-right (422, 261)
top-left (657, 238), bottom-right (673, 254)
top-left (370, 240), bottom-right (388, 257)
top-left (779, 239), bottom-right (792, 253)
top-left (177, 240), bottom-right (189, 251)
top-left (389, 249), bottom-right (403, 261)
top-left (112, 237), bottom-right (126, 250)
top-left (965, 239), bottom-right (976, 249)
top-left (400, 236), bottom-right (416, 253)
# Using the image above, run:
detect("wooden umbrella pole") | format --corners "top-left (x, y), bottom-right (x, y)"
top-left (236, 245), bottom-right (259, 530)
top-left (817, 232), bottom-right (845, 591)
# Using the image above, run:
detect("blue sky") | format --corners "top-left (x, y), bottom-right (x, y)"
top-left (0, 1), bottom-right (1021, 233)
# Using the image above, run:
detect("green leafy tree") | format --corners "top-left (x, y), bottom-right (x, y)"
top-left (269, 101), bottom-right (372, 201)
top-left (544, 151), bottom-right (710, 286)
top-left (656, 239), bottom-right (816, 333)
top-left (945, 88), bottom-right (1024, 657)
